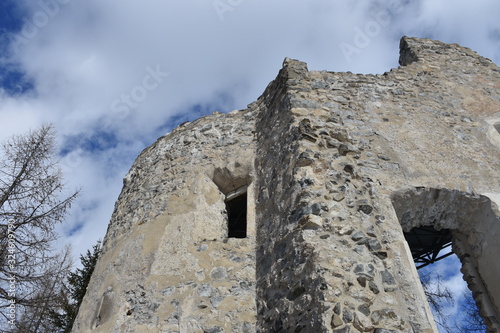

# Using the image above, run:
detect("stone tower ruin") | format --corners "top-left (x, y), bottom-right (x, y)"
top-left (72, 37), bottom-right (500, 332)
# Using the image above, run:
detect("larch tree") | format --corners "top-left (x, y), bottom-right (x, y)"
top-left (0, 124), bottom-right (78, 332)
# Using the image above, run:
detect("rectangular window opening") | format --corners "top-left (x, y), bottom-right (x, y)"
top-left (226, 191), bottom-right (247, 238)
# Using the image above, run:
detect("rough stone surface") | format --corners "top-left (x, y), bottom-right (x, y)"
top-left (72, 37), bottom-right (500, 332)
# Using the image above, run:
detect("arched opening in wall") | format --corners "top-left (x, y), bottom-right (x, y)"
top-left (392, 188), bottom-right (500, 332)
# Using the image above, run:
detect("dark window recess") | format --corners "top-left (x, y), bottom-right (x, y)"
top-left (226, 193), bottom-right (247, 238)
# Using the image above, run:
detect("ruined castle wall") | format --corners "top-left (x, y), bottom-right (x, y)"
top-left (72, 110), bottom-right (258, 332)
top-left (254, 37), bottom-right (500, 332)
top-left (73, 37), bottom-right (500, 333)
top-left (252, 58), bottom-right (438, 332)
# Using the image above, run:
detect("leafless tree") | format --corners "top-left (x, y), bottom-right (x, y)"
top-left (453, 289), bottom-right (486, 333)
top-left (420, 270), bottom-right (454, 332)
top-left (420, 270), bottom-right (486, 332)
top-left (11, 247), bottom-right (73, 333)
top-left (0, 125), bottom-right (78, 331)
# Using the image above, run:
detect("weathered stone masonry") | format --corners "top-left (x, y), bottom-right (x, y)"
top-left (73, 37), bottom-right (500, 332)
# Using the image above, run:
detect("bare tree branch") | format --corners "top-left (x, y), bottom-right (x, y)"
top-left (0, 125), bottom-right (79, 332)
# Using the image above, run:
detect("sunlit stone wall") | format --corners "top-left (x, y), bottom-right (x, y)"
top-left (73, 37), bottom-right (500, 332)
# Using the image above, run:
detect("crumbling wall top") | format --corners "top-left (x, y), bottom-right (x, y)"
top-left (399, 36), bottom-right (497, 68)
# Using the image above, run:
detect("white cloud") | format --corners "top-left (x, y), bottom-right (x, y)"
top-left (1, 0), bottom-right (499, 267)
top-left (419, 253), bottom-right (474, 331)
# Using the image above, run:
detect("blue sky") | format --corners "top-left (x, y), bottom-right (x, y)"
top-left (419, 251), bottom-right (476, 332)
top-left (1, 0), bottom-right (499, 328)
